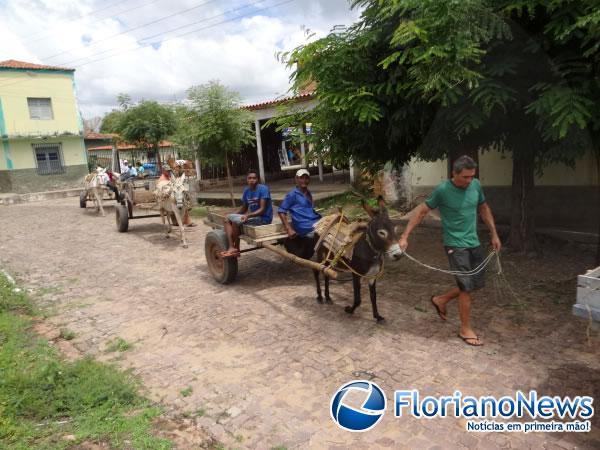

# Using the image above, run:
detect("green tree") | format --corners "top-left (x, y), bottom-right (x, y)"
top-left (178, 81), bottom-right (255, 206)
top-left (100, 92), bottom-right (133, 133)
top-left (112, 100), bottom-right (177, 168)
top-left (283, 0), bottom-right (598, 252)
top-left (99, 109), bottom-right (124, 134)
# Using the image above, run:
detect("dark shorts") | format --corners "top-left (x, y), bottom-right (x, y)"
top-left (445, 246), bottom-right (486, 292)
top-left (284, 233), bottom-right (318, 260)
top-left (227, 213), bottom-right (266, 227)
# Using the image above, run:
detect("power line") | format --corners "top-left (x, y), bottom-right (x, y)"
top-left (19, 0), bottom-right (132, 45)
top-left (56, 0), bottom-right (266, 67)
top-left (43, 0), bottom-right (222, 62)
top-left (0, 0), bottom-right (296, 91)
top-left (76, 0), bottom-right (295, 68)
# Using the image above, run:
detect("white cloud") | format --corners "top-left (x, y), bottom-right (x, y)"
top-left (0, 0), bottom-right (361, 119)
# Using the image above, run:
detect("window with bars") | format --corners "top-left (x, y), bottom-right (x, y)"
top-left (27, 97), bottom-right (54, 120)
top-left (32, 143), bottom-right (64, 175)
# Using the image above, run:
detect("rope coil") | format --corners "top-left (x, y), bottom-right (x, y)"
top-left (401, 250), bottom-right (500, 277)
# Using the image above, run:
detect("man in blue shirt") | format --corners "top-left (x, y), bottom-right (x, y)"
top-left (120, 163), bottom-right (137, 181)
top-left (221, 169), bottom-right (272, 257)
top-left (278, 169), bottom-right (322, 259)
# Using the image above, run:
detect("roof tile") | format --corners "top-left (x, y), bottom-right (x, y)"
top-left (0, 59), bottom-right (74, 71)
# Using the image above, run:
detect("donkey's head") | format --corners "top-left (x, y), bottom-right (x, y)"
top-left (362, 196), bottom-right (402, 260)
top-left (170, 173), bottom-right (188, 210)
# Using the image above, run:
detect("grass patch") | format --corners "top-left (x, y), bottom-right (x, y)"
top-left (59, 328), bottom-right (75, 341)
top-left (0, 271), bottom-right (171, 449)
top-left (195, 407), bottom-right (206, 417)
top-left (0, 274), bottom-right (34, 315)
top-left (105, 337), bottom-right (133, 353)
top-left (190, 205), bottom-right (209, 218)
top-left (35, 286), bottom-right (64, 297)
top-left (180, 387), bottom-right (193, 397)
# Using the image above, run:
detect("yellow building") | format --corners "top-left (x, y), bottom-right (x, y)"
top-left (0, 59), bottom-right (87, 194)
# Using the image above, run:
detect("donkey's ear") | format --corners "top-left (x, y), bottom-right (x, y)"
top-left (377, 195), bottom-right (389, 216)
top-left (361, 199), bottom-right (376, 218)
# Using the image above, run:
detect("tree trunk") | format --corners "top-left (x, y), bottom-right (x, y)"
top-left (508, 154), bottom-right (537, 252)
top-left (224, 150), bottom-right (235, 207)
top-left (195, 158), bottom-right (201, 181)
top-left (156, 144), bottom-right (162, 172)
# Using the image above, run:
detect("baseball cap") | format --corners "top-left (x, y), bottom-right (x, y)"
top-left (296, 168), bottom-right (310, 177)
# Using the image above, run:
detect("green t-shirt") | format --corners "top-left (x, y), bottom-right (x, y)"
top-left (425, 179), bottom-right (486, 248)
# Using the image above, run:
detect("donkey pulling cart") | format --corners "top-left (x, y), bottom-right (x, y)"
top-left (204, 202), bottom-right (403, 322)
top-left (203, 211), bottom-right (339, 284)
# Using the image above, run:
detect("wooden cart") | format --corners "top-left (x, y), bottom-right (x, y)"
top-left (115, 178), bottom-right (163, 232)
top-left (203, 210), bottom-right (337, 284)
top-left (79, 186), bottom-right (119, 209)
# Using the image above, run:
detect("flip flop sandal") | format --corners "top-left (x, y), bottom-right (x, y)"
top-left (185, 223), bottom-right (198, 227)
top-left (431, 296), bottom-right (447, 321)
top-left (458, 334), bottom-right (483, 346)
top-left (219, 250), bottom-right (240, 258)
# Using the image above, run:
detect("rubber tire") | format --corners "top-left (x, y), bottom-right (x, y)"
top-left (116, 204), bottom-right (129, 232)
top-left (205, 230), bottom-right (238, 284)
top-left (79, 191), bottom-right (87, 208)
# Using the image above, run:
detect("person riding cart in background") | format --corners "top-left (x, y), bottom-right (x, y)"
top-left (278, 168), bottom-right (321, 260)
top-left (399, 155), bottom-right (501, 347)
top-left (136, 161), bottom-right (146, 177)
top-left (120, 162), bottom-right (137, 181)
top-left (159, 163), bottom-right (172, 181)
top-left (221, 169), bottom-right (273, 257)
top-left (105, 168), bottom-right (119, 198)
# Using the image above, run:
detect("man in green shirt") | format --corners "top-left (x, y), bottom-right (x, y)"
top-left (399, 155), bottom-right (501, 346)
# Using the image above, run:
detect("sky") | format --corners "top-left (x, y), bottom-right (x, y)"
top-left (0, 0), bottom-right (361, 120)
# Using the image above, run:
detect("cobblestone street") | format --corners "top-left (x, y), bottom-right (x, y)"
top-left (1, 198), bottom-right (599, 449)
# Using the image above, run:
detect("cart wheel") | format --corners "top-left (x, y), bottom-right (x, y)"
top-left (79, 191), bottom-right (87, 208)
top-left (205, 230), bottom-right (238, 284)
top-left (116, 204), bottom-right (129, 232)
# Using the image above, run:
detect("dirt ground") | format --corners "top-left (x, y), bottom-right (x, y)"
top-left (1, 197), bottom-right (599, 450)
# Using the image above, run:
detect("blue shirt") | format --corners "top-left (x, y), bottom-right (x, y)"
top-left (242, 184), bottom-right (272, 224)
top-left (129, 166), bottom-right (138, 176)
top-left (278, 187), bottom-right (322, 236)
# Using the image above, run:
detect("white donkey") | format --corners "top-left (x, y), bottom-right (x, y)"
top-left (154, 173), bottom-right (189, 248)
top-left (83, 167), bottom-right (110, 216)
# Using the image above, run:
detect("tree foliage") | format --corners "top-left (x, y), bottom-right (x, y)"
top-left (173, 81), bottom-right (255, 205)
top-left (100, 99), bottom-right (176, 151)
top-left (179, 81), bottom-right (255, 165)
top-left (99, 109), bottom-right (124, 134)
top-left (282, 0), bottom-right (599, 251)
top-left (114, 101), bottom-right (177, 149)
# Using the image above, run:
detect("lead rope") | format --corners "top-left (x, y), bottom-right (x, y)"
top-left (319, 213), bottom-right (500, 280)
top-left (401, 250), bottom-right (500, 277)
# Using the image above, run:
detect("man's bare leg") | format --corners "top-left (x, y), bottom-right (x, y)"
top-left (432, 287), bottom-right (460, 319)
top-left (183, 209), bottom-right (192, 225)
top-left (458, 291), bottom-right (482, 345)
top-left (223, 220), bottom-right (240, 253)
